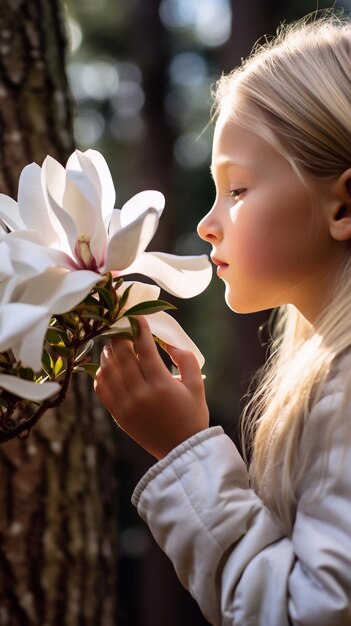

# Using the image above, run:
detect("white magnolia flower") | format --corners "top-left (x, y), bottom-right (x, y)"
top-left (0, 267), bottom-right (100, 372)
top-left (0, 149), bottom-right (212, 406)
top-left (0, 300), bottom-right (61, 400)
top-left (0, 375), bottom-right (60, 401)
top-left (112, 281), bottom-right (205, 367)
top-left (0, 149), bottom-right (212, 298)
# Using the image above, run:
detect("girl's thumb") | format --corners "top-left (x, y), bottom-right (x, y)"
top-left (167, 346), bottom-right (203, 391)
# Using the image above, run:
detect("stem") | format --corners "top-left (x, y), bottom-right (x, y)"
top-left (0, 353), bottom-right (76, 443)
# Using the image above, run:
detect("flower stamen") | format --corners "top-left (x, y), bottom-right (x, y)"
top-left (75, 235), bottom-right (97, 271)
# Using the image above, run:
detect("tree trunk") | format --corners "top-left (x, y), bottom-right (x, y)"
top-left (133, 0), bottom-right (175, 252)
top-left (0, 2), bottom-right (118, 624)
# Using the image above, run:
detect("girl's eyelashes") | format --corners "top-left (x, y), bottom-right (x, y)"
top-left (228, 188), bottom-right (246, 200)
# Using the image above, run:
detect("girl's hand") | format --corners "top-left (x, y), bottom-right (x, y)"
top-left (94, 316), bottom-right (210, 459)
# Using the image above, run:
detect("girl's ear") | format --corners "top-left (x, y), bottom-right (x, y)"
top-left (329, 168), bottom-right (351, 242)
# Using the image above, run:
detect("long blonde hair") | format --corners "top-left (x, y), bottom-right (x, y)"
top-left (214, 13), bottom-right (351, 532)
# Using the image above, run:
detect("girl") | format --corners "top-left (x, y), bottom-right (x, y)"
top-left (94, 14), bottom-right (351, 626)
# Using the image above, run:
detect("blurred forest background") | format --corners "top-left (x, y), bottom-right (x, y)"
top-left (63, 1), bottom-right (351, 625)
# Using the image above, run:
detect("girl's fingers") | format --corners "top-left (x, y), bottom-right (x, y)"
top-left (109, 336), bottom-right (144, 391)
top-left (133, 316), bottom-right (171, 380)
top-left (95, 349), bottom-right (124, 417)
top-left (167, 345), bottom-right (204, 393)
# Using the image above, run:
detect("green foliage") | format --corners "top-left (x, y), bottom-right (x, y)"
top-left (0, 273), bottom-right (175, 440)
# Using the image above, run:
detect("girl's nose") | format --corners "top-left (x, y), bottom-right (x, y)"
top-left (197, 206), bottom-right (222, 242)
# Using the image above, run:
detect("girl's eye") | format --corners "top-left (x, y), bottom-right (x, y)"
top-left (229, 188), bottom-right (246, 200)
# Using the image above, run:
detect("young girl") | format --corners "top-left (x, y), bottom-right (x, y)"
top-left (94, 14), bottom-right (351, 626)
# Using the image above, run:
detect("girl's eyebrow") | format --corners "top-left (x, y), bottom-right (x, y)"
top-left (210, 159), bottom-right (247, 178)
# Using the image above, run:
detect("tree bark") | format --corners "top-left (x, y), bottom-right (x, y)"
top-left (0, 2), bottom-right (118, 624)
top-left (0, 0), bottom-right (74, 196)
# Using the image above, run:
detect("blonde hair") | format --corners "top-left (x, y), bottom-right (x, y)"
top-left (214, 13), bottom-right (351, 532)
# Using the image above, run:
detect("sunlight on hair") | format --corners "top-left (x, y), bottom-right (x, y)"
top-left (215, 12), bottom-right (351, 531)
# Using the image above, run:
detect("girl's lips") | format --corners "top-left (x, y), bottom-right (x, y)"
top-left (211, 256), bottom-right (229, 276)
top-left (211, 256), bottom-right (229, 268)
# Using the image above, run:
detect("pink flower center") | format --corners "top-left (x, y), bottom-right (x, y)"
top-left (75, 235), bottom-right (98, 271)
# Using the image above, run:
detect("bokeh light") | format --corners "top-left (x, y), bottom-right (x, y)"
top-left (169, 52), bottom-right (207, 87)
top-left (68, 60), bottom-right (119, 102)
top-left (110, 114), bottom-right (145, 144)
top-left (159, 0), bottom-right (231, 46)
top-left (173, 131), bottom-right (211, 168)
top-left (73, 109), bottom-right (105, 146)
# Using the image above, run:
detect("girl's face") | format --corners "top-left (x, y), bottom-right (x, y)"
top-left (198, 110), bottom-right (343, 322)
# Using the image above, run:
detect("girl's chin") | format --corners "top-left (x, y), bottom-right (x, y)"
top-left (224, 291), bottom-right (270, 315)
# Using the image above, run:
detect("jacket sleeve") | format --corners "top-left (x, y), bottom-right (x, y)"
top-left (131, 392), bottom-right (351, 626)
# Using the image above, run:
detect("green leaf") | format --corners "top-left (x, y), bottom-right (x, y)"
top-left (61, 313), bottom-right (79, 330)
top-left (124, 299), bottom-right (176, 316)
top-left (0, 395), bottom-right (8, 409)
top-left (0, 361), bottom-right (13, 372)
top-left (129, 316), bottom-right (140, 340)
top-left (81, 311), bottom-right (108, 324)
top-left (46, 327), bottom-right (68, 345)
top-left (18, 367), bottom-right (35, 381)
top-left (96, 286), bottom-right (115, 310)
top-left (76, 339), bottom-right (95, 362)
top-left (42, 350), bottom-right (54, 377)
top-left (52, 343), bottom-right (72, 358)
top-left (54, 357), bottom-right (64, 377)
top-left (100, 329), bottom-right (134, 340)
top-left (0, 353), bottom-right (11, 365)
top-left (118, 284), bottom-right (133, 312)
top-left (81, 294), bottom-right (100, 306)
top-left (73, 363), bottom-right (100, 379)
top-left (113, 277), bottom-right (124, 289)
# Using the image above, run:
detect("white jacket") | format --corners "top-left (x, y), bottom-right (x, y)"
top-left (132, 373), bottom-right (351, 626)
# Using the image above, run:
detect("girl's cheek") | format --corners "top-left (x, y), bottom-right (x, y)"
top-left (232, 218), bottom-right (280, 275)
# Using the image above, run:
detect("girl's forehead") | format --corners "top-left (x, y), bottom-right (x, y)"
top-left (212, 113), bottom-right (261, 159)
top-left (211, 113), bottom-right (295, 179)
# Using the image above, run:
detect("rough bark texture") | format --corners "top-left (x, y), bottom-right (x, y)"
top-left (0, 0), bottom-right (74, 196)
top-left (0, 2), bottom-right (119, 624)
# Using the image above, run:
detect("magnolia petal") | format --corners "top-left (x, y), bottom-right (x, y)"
top-left (120, 190), bottom-right (165, 227)
top-left (0, 195), bottom-right (26, 231)
top-left (67, 150), bottom-right (102, 209)
top-left (13, 315), bottom-right (51, 371)
top-left (42, 155), bottom-right (66, 206)
top-left (0, 242), bottom-right (15, 280)
top-left (108, 209), bottom-right (122, 237)
top-left (43, 156), bottom-right (76, 252)
top-left (0, 303), bottom-right (49, 352)
top-left (113, 312), bottom-right (204, 368)
top-left (0, 275), bottom-right (23, 306)
top-left (147, 312), bottom-right (205, 369)
top-left (116, 280), bottom-right (161, 312)
top-left (0, 375), bottom-right (60, 401)
top-left (18, 163), bottom-right (59, 244)
top-left (65, 154), bottom-right (101, 228)
top-left (121, 251), bottom-right (213, 298)
top-left (6, 234), bottom-right (75, 275)
top-left (66, 152), bottom-right (111, 267)
top-left (63, 173), bottom-right (108, 267)
top-left (90, 225), bottom-right (108, 271)
top-left (84, 149), bottom-right (116, 226)
top-left (8, 229), bottom-right (46, 245)
top-left (16, 268), bottom-right (100, 314)
top-left (103, 208), bottom-right (159, 272)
